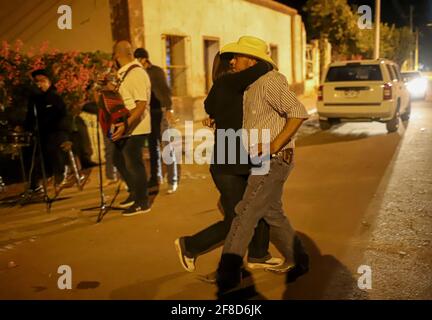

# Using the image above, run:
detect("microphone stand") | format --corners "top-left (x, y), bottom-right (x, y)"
top-left (80, 99), bottom-right (123, 223)
top-left (31, 103), bottom-right (54, 213)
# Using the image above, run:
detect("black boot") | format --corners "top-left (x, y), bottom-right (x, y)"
top-left (216, 254), bottom-right (243, 298)
top-left (286, 235), bottom-right (309, 283)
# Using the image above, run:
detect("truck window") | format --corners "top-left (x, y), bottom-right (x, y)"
top-left (391, 65), bottom-right (402, 81)
top-left (386, 65), bottom-right (397, 81)
top-left (326, 65), bottom-right (383, 82)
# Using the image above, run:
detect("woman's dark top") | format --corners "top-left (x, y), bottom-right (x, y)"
top-left (205, 61), bottom-right (270, 175)
top-left (24, 86), bottom-right (72, 143)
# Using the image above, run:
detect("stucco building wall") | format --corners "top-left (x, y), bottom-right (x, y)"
top-left (1, 0), bottom-right (307, 96)
top-left (141, 0), bottom-right (305, 98)
top-left (138, 0), bottom-right (307, 120)
top-left (1, 0), bottom-right (311, 122)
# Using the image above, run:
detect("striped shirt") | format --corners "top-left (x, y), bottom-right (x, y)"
top-left (243, 70), bottom-right (309, 149)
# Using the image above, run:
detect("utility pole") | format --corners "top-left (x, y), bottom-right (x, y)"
top-left (410, 5), bottom-right (414, 69)
top-left (410, 6), bottom-right (414, 31)
top-left (374, 0), bottom-right (381, 59)
top-left (415, 28), bottom-right (419, 70)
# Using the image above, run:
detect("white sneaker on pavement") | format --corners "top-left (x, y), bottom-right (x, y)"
top-left (247, 257), bottom-right (284, 269)
top-left (167, 183), bottom-right (178, 194)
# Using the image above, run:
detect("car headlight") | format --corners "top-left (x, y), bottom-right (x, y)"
top-left (407, 78), bottom-right (428, 96)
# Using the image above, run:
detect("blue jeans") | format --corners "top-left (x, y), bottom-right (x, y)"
top-left (185, 170), bottom-right (271, 261)
top-left (113, 135), bottom-right (149, 206)
top-left (149, 110), bottom-right (178, 185)
top-left (223, 157), bottom-right (296, 261)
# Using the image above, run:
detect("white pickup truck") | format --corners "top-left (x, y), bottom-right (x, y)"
top-left (317, 59), bottom-right (411, 133)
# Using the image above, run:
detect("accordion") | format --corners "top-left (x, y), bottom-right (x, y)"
top-left (98, 90), bottom-right (130, 138)
top-left (97, 64), bottom-right (141, 138)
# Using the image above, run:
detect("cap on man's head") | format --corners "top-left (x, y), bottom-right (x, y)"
top-left (134, 48), bottom-right (149, 60)
top-left (31, 69), bottom-right (50, 79)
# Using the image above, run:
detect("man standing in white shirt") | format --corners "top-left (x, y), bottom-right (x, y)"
top-left (111, 40), bottom-right (152, 216)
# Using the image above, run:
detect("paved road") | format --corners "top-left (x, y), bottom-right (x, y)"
top-left (0, 99), bottom-right (431, 299)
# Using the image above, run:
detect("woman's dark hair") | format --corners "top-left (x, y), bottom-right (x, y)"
top-left (31, 69), bottom-right (51, 80)
top-left (212, 53), bottom-right (274, 82)
top-left (263, 61), bottom-right (274, 72)
top-left (212, 52), bottom-right (233, 82)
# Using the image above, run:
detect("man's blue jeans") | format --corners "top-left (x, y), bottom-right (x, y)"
top-left (223, 157), bottom-right (296, 261)
top-left (113, 135), bottom-right (149, 206)
top-left (184, 171), bottom-right (271, 261)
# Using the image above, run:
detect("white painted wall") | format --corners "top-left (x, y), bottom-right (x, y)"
top-left (1, 0), bottom-right (305, 98)
top-left (141, 0), bottom-right (302, 97)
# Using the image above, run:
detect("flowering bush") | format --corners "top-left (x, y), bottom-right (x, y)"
top-left (0, 40), bottom-right (112, 124)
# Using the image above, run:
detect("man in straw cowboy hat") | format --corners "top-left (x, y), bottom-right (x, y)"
top-left (215, 36), bottom-right (310, 297)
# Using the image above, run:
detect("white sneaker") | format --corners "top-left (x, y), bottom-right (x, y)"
top-left (247, 257), bottom-right (284, 269)
top-left (265, 261), bottom-right (296, 274)
top-left (174, 238), bottom-right (196, 272)
top-left (167, 183), bottom-right (178, 194)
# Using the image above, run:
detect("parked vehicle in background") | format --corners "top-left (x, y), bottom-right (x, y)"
top-left (401, 71), bottom-right (428, 100)
top-left (317, 59), bottom-right (411, 133)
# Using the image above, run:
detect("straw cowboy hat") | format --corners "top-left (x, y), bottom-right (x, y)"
top-left (220, 35), bottom-right (277, 69)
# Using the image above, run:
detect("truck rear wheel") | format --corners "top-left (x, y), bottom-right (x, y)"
top-left (400, 100), bottom-right (411, 122)
top-left (386, 111), bottom-right (400, 133)
top-left (319, 120), bottom-right (332, 130)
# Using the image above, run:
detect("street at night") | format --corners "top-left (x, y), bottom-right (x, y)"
top-left (1, 0), bottom-right (432, 310)
top-left (1, 94), bottom-right (431, 300)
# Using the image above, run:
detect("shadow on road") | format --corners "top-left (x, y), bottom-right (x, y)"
top-left (282, 232), bottom-right (369, 300)
top-left (108, 267), bottom-right (269, 300)
top-left (109, 272), bottom-right (186, 299)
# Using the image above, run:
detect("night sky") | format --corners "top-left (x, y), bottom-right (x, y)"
top-left (276, 0), bottom-right (432, 69)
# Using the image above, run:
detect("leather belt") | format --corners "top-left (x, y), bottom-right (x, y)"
top-left (271, 148), bottom-right (294, 164)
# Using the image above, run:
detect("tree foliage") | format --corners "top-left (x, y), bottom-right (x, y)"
top-left (0, 40), bottom-right (111, 125)
top-left (357, 24), bottom-right (414, 66)
top-left (304, 0), bottom-right (360, 58)
top-left (304, 0), bottom-right (415, 66)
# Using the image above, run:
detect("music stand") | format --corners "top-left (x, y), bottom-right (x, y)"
top-left (80, 102), bottom-right (123, 223)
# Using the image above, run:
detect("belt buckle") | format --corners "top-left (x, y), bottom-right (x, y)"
top-left (282, 149), bottom-right (293, 164)
top-left (271, 149), bottom-right (293, 164)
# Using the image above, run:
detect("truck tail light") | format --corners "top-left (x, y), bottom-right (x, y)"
top-left (383, 83), bottom-right (392, 100)
top-left (318, 85), bottom-right (324, 101)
